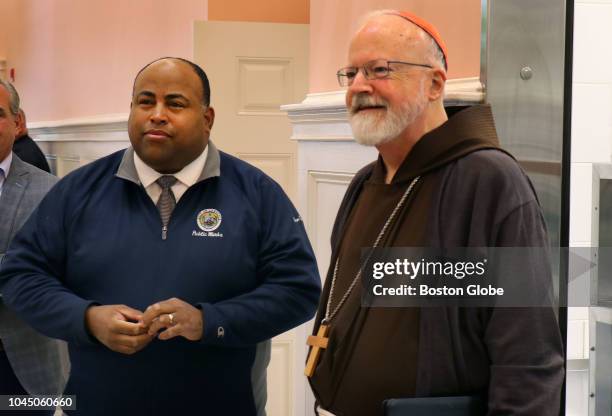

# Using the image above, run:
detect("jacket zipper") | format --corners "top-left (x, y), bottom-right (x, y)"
top-left (162, 225), bottom-right (168, 240)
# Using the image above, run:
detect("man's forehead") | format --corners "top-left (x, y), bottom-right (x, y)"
top-left (361, 15), bottom-right (424, 39)
top-left (133, 59), bottom-right (200, 93)
top-left (349, 15), bottom-right (426, 58)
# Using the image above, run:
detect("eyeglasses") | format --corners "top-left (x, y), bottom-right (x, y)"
top-left (336, 59), bottom-right (433, 87)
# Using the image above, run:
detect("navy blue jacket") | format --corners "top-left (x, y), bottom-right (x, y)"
top-left (0, 142), bottom-right (321, 415)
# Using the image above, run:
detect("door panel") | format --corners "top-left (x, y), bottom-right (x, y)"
top-left (194, 21), bottom-right (309, 202)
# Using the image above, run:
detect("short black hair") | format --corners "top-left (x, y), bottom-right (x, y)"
top-left (132, 57), bottom-right (211, 106)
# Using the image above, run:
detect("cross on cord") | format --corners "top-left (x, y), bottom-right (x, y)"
top-left (304, 324), bottom-right (329, 377)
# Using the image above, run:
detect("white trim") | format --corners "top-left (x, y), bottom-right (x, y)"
top-left (282, 90), bottom-right (346, 113)
top-left (23, 113), bottom-right (130, 177)
top-left (281, 77), bottom-right (484, 142)
top-left (444, 77), bottom-right (485, 104)
top-left (29, 113), bottom-right (129, 137)
top-left (282, 77), bottom-right (484, 113)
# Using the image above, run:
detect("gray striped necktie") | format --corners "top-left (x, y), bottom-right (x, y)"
top-left (156, 175), bottom-right (178, 227)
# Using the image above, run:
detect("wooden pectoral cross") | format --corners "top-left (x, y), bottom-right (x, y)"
top-left (304, 324), bottom-right (329, 377)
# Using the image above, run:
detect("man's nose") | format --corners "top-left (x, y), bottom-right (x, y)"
top-left (348, 70), bottom-right (374, 94)
top-left (150, 104), bottom-right (169, 124)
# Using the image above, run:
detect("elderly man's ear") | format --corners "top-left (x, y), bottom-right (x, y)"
top-left (15, 109), bottom-right (27, 138)
top-left (426, 69), bottom-right (447, 102)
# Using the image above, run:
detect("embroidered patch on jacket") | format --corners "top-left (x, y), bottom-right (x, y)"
top-left (197, 209), bottom-right (222, 232)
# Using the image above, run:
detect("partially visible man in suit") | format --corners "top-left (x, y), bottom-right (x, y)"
top-left (12, 109), bottom-right (51, 173)
top-left (0, 80), bottom-right (68, 414)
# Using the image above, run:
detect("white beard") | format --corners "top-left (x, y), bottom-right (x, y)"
top-left (348, 85), bottom-right (427, 147)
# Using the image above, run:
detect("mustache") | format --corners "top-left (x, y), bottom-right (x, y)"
top-left (349, 94), bottom-right (389, 114)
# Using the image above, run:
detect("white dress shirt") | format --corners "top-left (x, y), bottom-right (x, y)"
top-left (133, 145), bottom-right (208, 205)
top-left (0, 152), bottom-right (13, 198)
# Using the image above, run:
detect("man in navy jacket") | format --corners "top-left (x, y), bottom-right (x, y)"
top-left (0, 57), bottom-right (321, 415)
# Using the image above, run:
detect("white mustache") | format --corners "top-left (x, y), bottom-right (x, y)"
top-left (350, 94), bottom-right (388, 114)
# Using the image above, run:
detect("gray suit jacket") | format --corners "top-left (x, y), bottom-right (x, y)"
top-left (0, 154), bottom-right (69, 395)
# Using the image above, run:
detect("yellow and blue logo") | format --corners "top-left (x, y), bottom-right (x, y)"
top-left (197, 209), bottom-right (222, 232)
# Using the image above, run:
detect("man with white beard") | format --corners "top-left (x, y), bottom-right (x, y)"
top-left (305, 10), bottom-right (564, 416)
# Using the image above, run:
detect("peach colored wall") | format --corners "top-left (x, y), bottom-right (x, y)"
top-left (209, 0), bottom-right (309, 24)
top-left (4, 0), bottom-right (206, 122)
top-left (5, 0), bottom-right (480, 120)
top-left (310, 0), bottom-right (481, 92)
top-left (0, 0), bottom-right (19, 61)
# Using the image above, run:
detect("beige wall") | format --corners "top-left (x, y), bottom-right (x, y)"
top-left (209, 0), bottom-right (309, 23)
top-left (310, 0), bottom-right (481, 92)
top-left (3, 0), bottom-right (206, 122)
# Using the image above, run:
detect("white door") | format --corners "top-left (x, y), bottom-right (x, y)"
top-left (194, 21), bottom-right (310, 416)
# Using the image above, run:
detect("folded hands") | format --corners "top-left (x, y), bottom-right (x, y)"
top-left (85, 298), bottom-right (204, 354)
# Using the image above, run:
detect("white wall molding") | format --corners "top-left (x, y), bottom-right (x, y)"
top-left (281, 77), bottom-right (484, 142)
top-left (26, 113), bottom-right (129, 177)
top-left (29, 113), bottom-right (129, 139)
top-left (444, 77), bottom-right (486, 104)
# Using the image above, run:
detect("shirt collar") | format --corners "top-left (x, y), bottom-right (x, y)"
top-left (133, 145), bottom-right (208, 189)
top-left (0, 151), bottom-right (13, 179)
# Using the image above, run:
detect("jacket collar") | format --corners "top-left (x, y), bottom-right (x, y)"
top-left (4, 153), bottom-right (30, 181)
top-left (115, 140), bottom-right (221, 185)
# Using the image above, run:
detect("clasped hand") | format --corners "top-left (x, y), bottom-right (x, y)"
top-left (85, 298), bottom-right (204, 355)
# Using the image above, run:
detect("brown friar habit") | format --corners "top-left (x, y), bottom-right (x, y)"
top-left (308, 105), bottom-right (564, 416)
